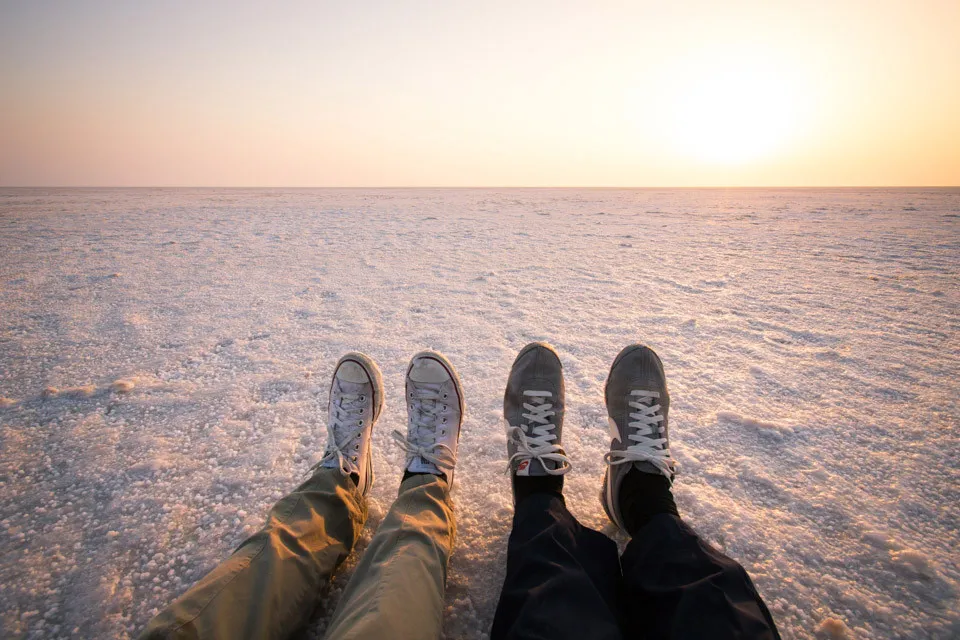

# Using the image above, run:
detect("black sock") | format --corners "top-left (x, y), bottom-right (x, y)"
top-left (513, 474), bottom-right (564, 505)
top-left (402, 470), bottom-right (446, 484)
top-left (349, 472), bottom-right (360, 488)
top-left (619, 468), bottom-right (678, 536)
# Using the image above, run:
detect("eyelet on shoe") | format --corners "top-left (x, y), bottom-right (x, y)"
top-left (442, 417), bottom-right (447, 423)
top-left (352, 456), bottom-right (357, 462)
top-left (358, 420), bottom-right (364, 426)
top-left (443, 393), bottom-right (448, 398)
top-left (360, 395), bottom-right (365, 401)
top-left (440, 429), bottom-right (446, 436)
top-left (355, 443), bottom-right (360, 450)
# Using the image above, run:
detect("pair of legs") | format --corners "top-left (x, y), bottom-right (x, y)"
top-left (493, 496), bottom-right (779, 639)
top-left (140, 351), bottom-right (464, 639)
top-left (493, 343), bottom-right (780, 639)
top-left (141, 343), bottom-right (780, 639)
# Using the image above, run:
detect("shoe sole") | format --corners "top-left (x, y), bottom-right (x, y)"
top-left (331, 352), bottom-right (385, 495)
top-left (600, 469), bottom-right (618, 529)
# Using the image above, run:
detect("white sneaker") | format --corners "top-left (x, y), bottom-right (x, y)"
top-left (318, 352), bottom-right (384, 496)
top-left (392, 351), bottom-right (464, 486)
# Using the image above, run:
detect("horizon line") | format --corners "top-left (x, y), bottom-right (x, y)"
top-left (2, 185), bottom-right (959, 190)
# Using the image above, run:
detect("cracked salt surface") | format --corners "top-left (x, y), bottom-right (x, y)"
top-left (0, 187), bottom-right (957, 639)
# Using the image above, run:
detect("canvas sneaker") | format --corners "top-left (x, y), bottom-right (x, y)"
top-left (601, 344), bottom-right (677, 531)
top-left (317, 352), bottom-right (385, 496)
top-left (392, 351), bottom-right (465, 486)
top-left (504, 342), bottom-right (571, 494)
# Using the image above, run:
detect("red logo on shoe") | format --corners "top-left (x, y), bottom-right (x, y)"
top-left (517, 460), bottom-right (529, 472)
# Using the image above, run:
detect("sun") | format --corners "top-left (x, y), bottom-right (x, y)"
top-left (665, 58), bottom-right (804, 165)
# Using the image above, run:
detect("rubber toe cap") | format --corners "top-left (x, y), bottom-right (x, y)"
top-left (409, 356), bottom-right (452, 383)
top-left (336, 360), bottom-right (371, 384)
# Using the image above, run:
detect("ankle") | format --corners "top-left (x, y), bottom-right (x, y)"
top-left (619, 468), bottom-right (678, 536)
top-left (513, 474), bottom-right (564, 506)
top-left (402, 469), bottom-right (446, 484)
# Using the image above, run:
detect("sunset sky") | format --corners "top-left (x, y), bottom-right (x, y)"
top-left (2, 0), bottom-right (958, 187)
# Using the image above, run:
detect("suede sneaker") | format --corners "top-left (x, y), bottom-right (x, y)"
top-left (504, 342), bottom-right (571, 500)
top-left (601, 344), bottom-right (677, 531)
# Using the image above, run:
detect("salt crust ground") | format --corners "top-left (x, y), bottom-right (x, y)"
top-left (0, 188), bottom-right (957, 639)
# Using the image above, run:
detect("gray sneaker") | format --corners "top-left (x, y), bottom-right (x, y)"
top-left (392, 351), bottom-right (465, 486)
top-left (318, 352), bottom-right (385, 497)
top-left (504, 342), bottom-right (571, 489)
top-left (600, 344), bottom-right (676, 531)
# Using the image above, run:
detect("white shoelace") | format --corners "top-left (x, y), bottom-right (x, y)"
top-left (505, 390), bottom-right (571, 476)
top-left (603, 390), bottom-right (675, 481)
top-left (393, 383), bottom-right (457, 473)
top-left (316, 390), bottom-right (366, 476)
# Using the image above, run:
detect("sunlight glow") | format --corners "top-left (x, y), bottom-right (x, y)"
top-left (2, 1), bottom-right (958, 185)
top-left (666, 59), bottom-right (805, 165)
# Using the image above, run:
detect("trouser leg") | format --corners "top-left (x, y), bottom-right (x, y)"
top-left (620, 513), bottom-right (780, 640)
top-left (139, 468), bottom-right (366, 640)
top-left (491, 493), bottom-right (624, 640)
top-left (323, 473), bottom-right (456, 640)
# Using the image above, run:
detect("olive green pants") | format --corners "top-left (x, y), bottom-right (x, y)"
top-left (139, 470), bottom-right (456, 640)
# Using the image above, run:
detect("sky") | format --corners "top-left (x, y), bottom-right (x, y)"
top-left (1, 0), bottom-right (958, 187)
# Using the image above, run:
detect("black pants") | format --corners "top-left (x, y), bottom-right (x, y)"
top-left (491, 493), bottom-right (780, 640)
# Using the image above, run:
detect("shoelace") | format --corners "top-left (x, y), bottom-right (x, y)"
top-left (392, 383), bottom-right (457, 473)
top-left (603, 390), bottom-right (675, 481)
top-left (505, 390), bottom-right (571, 476)
top-left (315, 390), bottom-right (366, 476)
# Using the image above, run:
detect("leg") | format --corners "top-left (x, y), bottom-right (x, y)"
top-left (601, 344), bottom-right (780, 638)
top-left (324, 473), bottom-right (456, 640)
top-left (324, 351), bottom-right (464, 640)
top-left (139, 468), bottom-right (366, 640)
top-left (620, 512), bottom-right (780, 640)
top-left (490, 492), bottom-right (624, 640)
top-left (495, 342), bottom-right (623, 640)
top-left (140, 352), bottom-right (385, 639)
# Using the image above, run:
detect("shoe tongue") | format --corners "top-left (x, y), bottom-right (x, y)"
top-left (406, 456), bottom-right (439, 475)
top-left (524, 397), bottom-right (549, 431)
top-left (406, 425), bottom-right (440, 475)
top-left (517, 458), bottom-right (549, 476)
top-left (331, 380), bottom-right (364, 434)
top-left (632, 460), bottom-right (660, 475)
